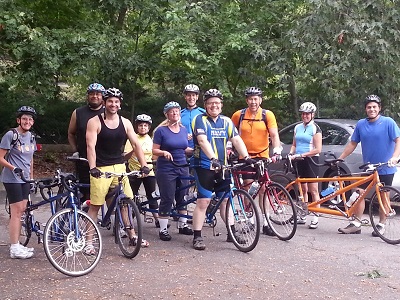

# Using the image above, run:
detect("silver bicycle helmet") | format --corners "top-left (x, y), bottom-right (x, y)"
top-left (183, 84), bottom-right (200, 94)
top-left (135, 114), bottom-right (152, 125)
top-left (299, 102), bottom-right (317, 113)
top-left (364, 94), bottom-right (381, 106)
top-left (203, 89), bottom-right (223, 102)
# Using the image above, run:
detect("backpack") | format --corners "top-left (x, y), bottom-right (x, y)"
top-left (4, 128), bottom-right (35, 161)
top-left (237, 108), bottom-right (270, 156)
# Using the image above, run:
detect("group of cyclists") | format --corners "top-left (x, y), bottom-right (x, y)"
top-left (2, 79), bottom-right (400, 257)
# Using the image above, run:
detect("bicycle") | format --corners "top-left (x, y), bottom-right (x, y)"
top-left (17, 171), bottom-right (102, 276)
top-left (135, 161), bottom-right (262, 252)
top-left (272, 156), bottom-right (400, 244)
top-left (230, 158), bottom-right (297, 241)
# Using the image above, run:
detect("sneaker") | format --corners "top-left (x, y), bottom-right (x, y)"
top-left (262, 225), bottom-right (276, 236)
top-left (119, 228), bottom-right (127, 238)
top-left (338, 223), bottom-right (361, 234)
top-left (193, 236), bottom-right (206, 250)
top-left (18, 243), bottom-right (34, 252)
top-left (10, 245), bottom-right (34, 259)
top-left (309, 221), bottom-right (318, 229)
top-left (83, 244), bottom-right (96, 256)
top-left (226, 233), bottom-right (246, 244)
top-left (372, 224), bottom-right (385, 237)
top-left (159, 229), bottom-right (172, 241)
top-left (291, 216), bottom-right (306, 225)
top-left (178, 224), bottom-right (193, 235)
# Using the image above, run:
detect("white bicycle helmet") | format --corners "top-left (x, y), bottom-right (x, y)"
top-left (299, 102), bottom-right (316, 113)
top-left (203, 89), bottom-right (223, 102)
top-left (104, 87), bottom-right (123, 101)
top-left (183, 84), bottom-right (200, 94)
top-left (245, 87), bottom-right (262, 97)
top-left (364, 94), bottom-right (381, 107)
top-left (135, 114), bottom-right (152, 125)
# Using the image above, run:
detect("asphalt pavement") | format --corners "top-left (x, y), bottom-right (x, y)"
top-left (0, 189), bottom-right (399, 300)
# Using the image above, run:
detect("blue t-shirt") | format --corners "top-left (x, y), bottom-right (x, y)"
top-left (191, 113), bottom-right (238, 169)
top-left (352, 115), bottom-right (400, 175)
top-left (181, 106), bottom-right (206, 148)
top-left (0, 129), bottom-right (36, 183)
top-left (153, 125), bottom-right (189, 172)
top-left (293, 121), bottom-right (321, 155)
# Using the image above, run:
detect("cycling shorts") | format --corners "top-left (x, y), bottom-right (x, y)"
top-left (4, 183), bottom-right (30, 204)
top-left (193, 167), bottom-right (230, 199)
top-left (89, 163), bottom-right (133, 206)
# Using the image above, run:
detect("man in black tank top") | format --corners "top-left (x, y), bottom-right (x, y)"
top-left (86, 87), bottom-right (150, 248)
top-left (67, 83), bottom-right (105, 201)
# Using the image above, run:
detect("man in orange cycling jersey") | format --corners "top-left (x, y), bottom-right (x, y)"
top-left (231, 87), bottom-right (282, 236)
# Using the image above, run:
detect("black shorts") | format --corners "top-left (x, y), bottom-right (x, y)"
top-left (360, 173), bottom-right (394, 189)
top-left (294, 156), bottom-right (319, 178)
top-left (193, 167), bottom-right (230, 199)
top-left (3, 183), bottom-right (30, 204)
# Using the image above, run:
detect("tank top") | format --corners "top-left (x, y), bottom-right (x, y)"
top-left (76, 105), bottom-right (103, 158)
top-left (96, 115), bottom-right (127, 166)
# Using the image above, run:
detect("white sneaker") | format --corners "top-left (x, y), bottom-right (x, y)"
top-left (10, 245), bottom-right (34, 259)
top-left (119, 227), bottom-right (127, 238)
top-left (20, 244), bottom-right (34, 252)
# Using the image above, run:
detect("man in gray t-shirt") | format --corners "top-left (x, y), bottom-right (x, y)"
top-left (0, 106), bottom-right (37, 259)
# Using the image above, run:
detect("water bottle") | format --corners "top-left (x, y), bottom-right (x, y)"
top-left (81, 200), bottom-right (91, 210)
top-left (346, 191), bottom-right (359, 207)
top-left (206, 197), bottom-right (218, 215)
top-left (248, 181), bottom-right (260, 196)
top-left (151, 190), bottom-right (160, 198)
top-left (321, 184), bottom-right (336, 197)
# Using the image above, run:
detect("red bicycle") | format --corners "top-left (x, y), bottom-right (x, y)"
top-left (230, 158), bottom-right (297, 240)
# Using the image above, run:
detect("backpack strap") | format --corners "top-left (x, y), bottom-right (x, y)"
top-left (238, 108), bottom-right (269, 135)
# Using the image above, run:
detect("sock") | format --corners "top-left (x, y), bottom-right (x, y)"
top-left (158, 219), bottom-right (169, 232)
top-left (193, 230), bottom-right (202, 238)
top-left (178, 217), bottom-right (188, 228)
top-left (10, 243), bottom-right (20, 249)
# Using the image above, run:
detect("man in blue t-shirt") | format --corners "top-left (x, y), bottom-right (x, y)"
top-left (190, 88), bottom-right (255, 250)
top-left (338, 94), bottom-right (400, 235)
top-left (180, 84), bottom-right (205, 149)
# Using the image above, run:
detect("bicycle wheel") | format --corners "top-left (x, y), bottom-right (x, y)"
top-left (43, 208), bottom-right (102, 276)
top-left (115, 197), bottom-right (143, 258)
top-left (369, 186), bottom-right (400, 245)
top-left (19, 212), bottom-right (32, 246)
top-left (270, 174), bottom-right (297, 200)
top-left (262, 182), bottom-right (297, 241)
top-left (225, 189), bottom-right (261, 252)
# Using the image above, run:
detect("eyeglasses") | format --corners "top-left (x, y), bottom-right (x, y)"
top-left (206, 101), bottom-right (222, 106)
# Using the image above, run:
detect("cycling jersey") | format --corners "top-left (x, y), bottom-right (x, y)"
top-left (181, 106), bottom-right (206, 148)
top-left (293, 120), bottom-right (321, 155)
top-left (191, 113), bottom-right (238, 169)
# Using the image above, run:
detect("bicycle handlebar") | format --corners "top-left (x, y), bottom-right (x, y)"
top-left (103, 170), bottom-right (142, 179)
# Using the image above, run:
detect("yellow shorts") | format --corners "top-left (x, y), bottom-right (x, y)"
top-left (89, 164), bottom-right (133, 205)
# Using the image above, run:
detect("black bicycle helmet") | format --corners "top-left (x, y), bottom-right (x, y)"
top-left (245, 87), bottom-right (262, 97)
top-left (183, 84), bottom-right (200, 94)
top-left (364, 94), bottom-right (381, 107)
top-left (203, 89), bottom-right (223, 102)
top-left (17, 106), bottom-right (37, 119)
top-left (104, 87), bottom-right (123, 101)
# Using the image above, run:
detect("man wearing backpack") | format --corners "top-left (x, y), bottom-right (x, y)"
top-left (0, 106), bottom-right (37, 259)
top-left (231, 87), bottom-right (282, 237)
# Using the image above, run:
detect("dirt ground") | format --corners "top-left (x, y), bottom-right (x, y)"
top-left (33, 151), bottom-right (75, 178)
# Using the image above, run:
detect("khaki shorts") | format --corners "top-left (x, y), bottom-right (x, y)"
top-left (89, 164), bottom-right (133, 205)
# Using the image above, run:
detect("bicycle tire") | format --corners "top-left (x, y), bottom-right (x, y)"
top-left (20, 212), bottom-right (32, 246)
top-left (43, 208), bottom-right (102, 277)
top-left (269, 173), bottom-right (298, 200)
top-left (225, 189), bottom-right (261, 252)
top-left (262, 182), bottom-right (297, 241)
top-left (115, 197), bottom-right (143, 259)
top-left (369, 186), bottom-right (400, 245)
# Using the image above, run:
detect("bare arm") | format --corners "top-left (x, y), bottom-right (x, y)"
top-left (0, 148), bottom-right (14, 171)
top-left (268, 127), bottom-right (281, 153)
top-left (289, 133), bottom-right (296, 154)
top-left (67, 110), bottom-right (78, 152)
top-left (391, 137), bottom-right (400, 162)
top-left (230, 135), bottom-right (250, 158)
top-left (338, 141), bottom-right (358, 160)
top-left (86, 116), bottom-right (99, 169)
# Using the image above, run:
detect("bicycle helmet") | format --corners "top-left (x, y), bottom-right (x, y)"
top-left (183, 84), bottom-right (200, 94)
top-left (17, 106), bottom-right (37, 119)
top-left (163, 101), bottom-right (181, 114)
top-left (364, 94), bottom-right (381, 107)
top-left (203, 89), bottom-right (223, 102)
top-left (299, 102), bottom-right (317, 113)
top-left (104, 87), bottom-right (123, 101)
top-left (87, 83), bottom-right (105, 94)
top-left (245, 87), bottom-right (262, 97)
top-left (135, 114), bottom-right (152, 125)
